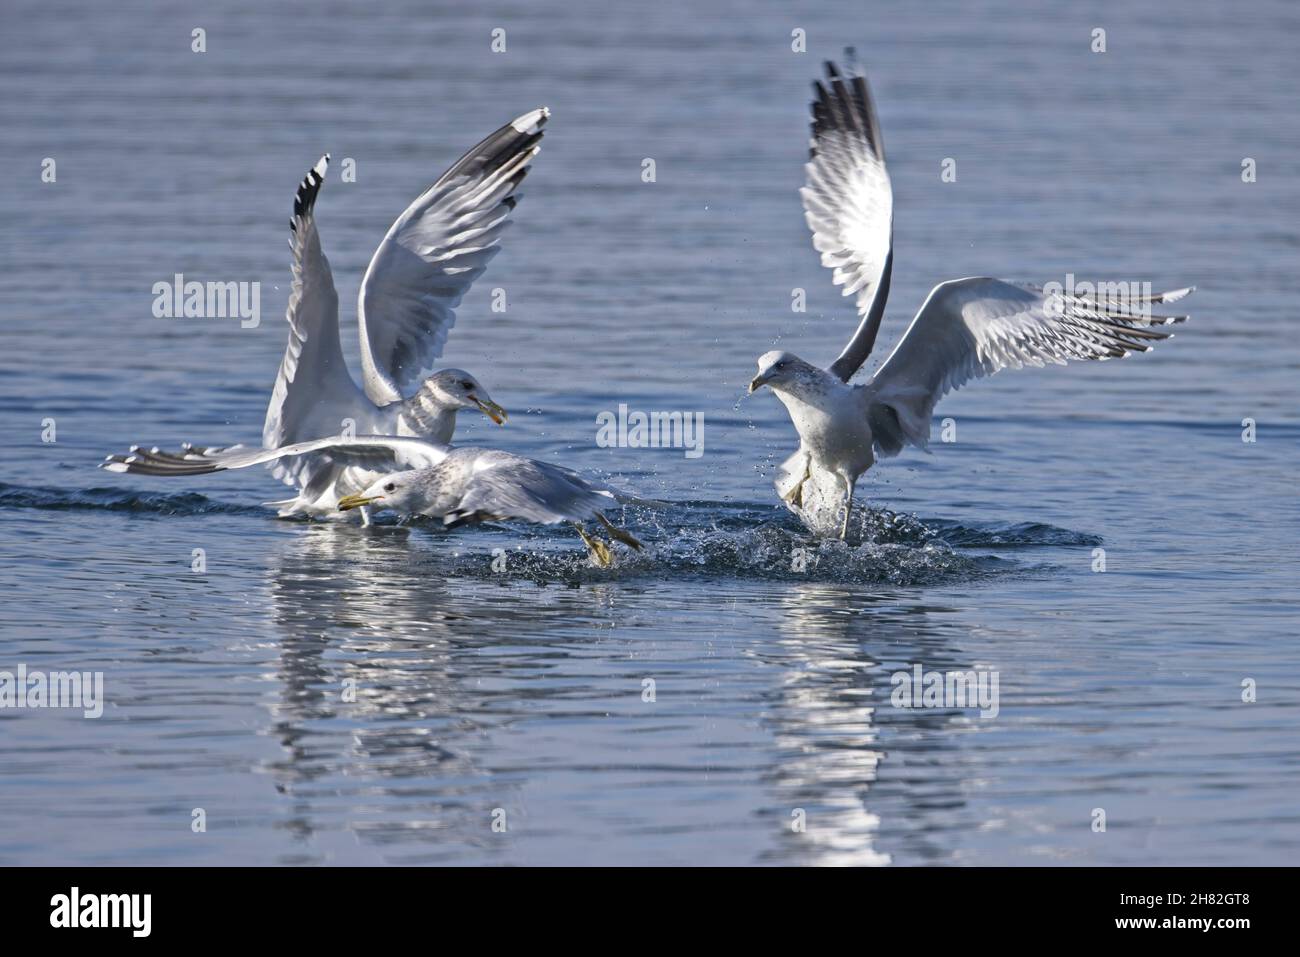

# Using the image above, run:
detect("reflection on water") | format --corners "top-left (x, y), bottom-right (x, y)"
top-left (260, 528), bottom-right (1001, 865)
top-left (267, 527), bottom-right (523, 857)
top-left (758, 584), bottom-right (1004, 866)
top-left (763, 584), bottom-right (891, 866)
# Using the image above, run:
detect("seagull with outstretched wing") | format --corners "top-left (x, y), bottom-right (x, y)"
top-left (748, 54), bottom-right (1194, 539)
top-left (224, 108), bottom-right (546, 517)
top-left (101, 434), bottom-right (642, 566)
top-left (259, 108), bottom-right (549, 516)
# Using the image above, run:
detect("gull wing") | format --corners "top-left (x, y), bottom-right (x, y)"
top-left (263, 156), bottom-right (364, 449)
top-left (356, 108), bottom-right (549, 406)
top-left (101, 434), bottom-right (450, 478)
top-left (443, 450), bottom-right (617, 526)
top-left (801, 54), bottom-right (894, 383)
top-left (864, 278), bottom-right (1193, 456)
top-left (261, 157), bottom-right (376, 496)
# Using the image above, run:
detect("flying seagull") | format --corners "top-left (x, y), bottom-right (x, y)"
top-left (749, 55), bottom-right (1193, 539)
top-left (101, 436), bottom-right (642, 566)
top-left (259, 108), bottom-right (549, 516)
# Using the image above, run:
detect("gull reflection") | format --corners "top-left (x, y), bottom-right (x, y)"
top-left (761, 581), bottom-right (984, 866)
top-left (259, 522), bottom-right (631, 862)
top-left (262, 524), bottom-right (516, 861)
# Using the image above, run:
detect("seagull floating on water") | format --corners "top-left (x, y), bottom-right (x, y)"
top-left (749, 55), bottom-right (1194, 539)
top-left (101, 436), bottom-right (642, 566)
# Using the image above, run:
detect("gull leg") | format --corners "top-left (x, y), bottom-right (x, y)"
top-left (572, 522), bottom-right (613, 567)
top-left (778, 455), bottom-right (810, 509)
top-left (839, 476), bottom-right (855, 541)
top-left (596, 513), bottom-right (643, 551)
top-left (783, 476), bottom-right (808, 509)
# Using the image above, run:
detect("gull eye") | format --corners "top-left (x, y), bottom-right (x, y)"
top-left (460, 381), bottom-right (474, 390)
top-left (383, 482), bottom-right (396, 492)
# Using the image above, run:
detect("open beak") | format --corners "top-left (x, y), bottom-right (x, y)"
top-left (470, 395), bottom-right (508, 425)
top-left (338, 494), bottom-right (382, 511)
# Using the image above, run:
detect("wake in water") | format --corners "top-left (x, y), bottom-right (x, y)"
top-left (1, 481), bottom-right (1098, 586)
top-left (0, 481), bottom-right (266, 517)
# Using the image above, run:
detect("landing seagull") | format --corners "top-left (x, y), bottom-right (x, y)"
top-left (101, 437), bottom-right (643, 566)
top-left (263, 109), bottom-right (554, 515)
top-left (749, 55), bottom-right (1194, 539)
top-left (111, 109), bottom-right (548, 519)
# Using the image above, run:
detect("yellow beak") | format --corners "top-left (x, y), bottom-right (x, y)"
top-left (338, 494), bottom-right (382, 511)
top-left (471, 396), bottom-right (508, 425)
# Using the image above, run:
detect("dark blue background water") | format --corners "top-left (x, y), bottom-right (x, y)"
top-left (1, 0), bottom-right (1297, 864)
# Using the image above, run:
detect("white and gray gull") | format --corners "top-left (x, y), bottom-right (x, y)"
top-left (109, 108), bottom-right (549, 518)
top-left (101, 436), bottom-right (642, 566)
top-left (263, 109), bottom-right (555, 515)
top-left (749, 54), bottom-right (1194, 539)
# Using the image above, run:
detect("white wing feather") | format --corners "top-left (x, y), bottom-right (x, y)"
top-left (801, 56), bottom-right (894, 382)
top-left (261, 156), bottom-right (377, 495)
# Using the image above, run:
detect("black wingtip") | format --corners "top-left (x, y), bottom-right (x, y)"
top-left (428, 110), bottom-right (547, 202)
top-left (291, 154), bottom-right (330, 229)
top-left (810, 47), bottom-right (883, 161)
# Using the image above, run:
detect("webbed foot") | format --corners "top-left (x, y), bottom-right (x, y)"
top-left (596, 513), bottom-right (643, 551)
top-left (573, 522), bottom-right (614, 567)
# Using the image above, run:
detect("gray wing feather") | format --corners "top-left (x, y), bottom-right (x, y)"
top-left (102, 435), bottom-right (449, 478)
top-left (865, 278), bottom-right (1193, 455)
top-left (444, 452), bottom-right (615, 526)
top-left (356, 109), bottom-right (548, 406)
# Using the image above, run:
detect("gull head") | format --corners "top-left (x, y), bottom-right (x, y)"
top-left (421, 369), bottom-right (508, 425)
top-left (749, 351), bottom-right (816, 395)
top-left (337, 469), bottom-right (428, 514)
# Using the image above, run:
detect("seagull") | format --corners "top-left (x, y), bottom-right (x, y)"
top-left (255, 108), bottom-right (548, 516)
top-left (748, 55), bottom-right (1194, 539)
top-left (101, 436), bottom-right (643, 566)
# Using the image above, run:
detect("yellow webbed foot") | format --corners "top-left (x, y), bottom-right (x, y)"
top-left (573, 522), bottom-right (614, 567)
top-left (596, 513), bottom-right (643, 551)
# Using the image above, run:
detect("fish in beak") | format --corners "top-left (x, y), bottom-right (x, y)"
top-left (338, 493), bottom-right (382, 511)
top-left (470, 395), bottom-right (508, 425)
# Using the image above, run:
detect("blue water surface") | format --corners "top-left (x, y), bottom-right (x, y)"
top-left (0, 0), bottom-right (1297, 865)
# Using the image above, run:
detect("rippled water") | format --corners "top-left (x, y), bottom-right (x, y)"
top-left (1, 0), bottom-right (1298, 865)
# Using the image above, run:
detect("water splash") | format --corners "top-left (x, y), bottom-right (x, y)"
top-left (1, 482), bottom-right (1092, 585)
top-left (438, 502), bottom-right (1066, 586)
